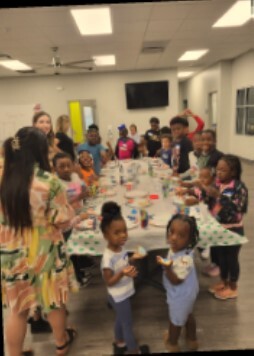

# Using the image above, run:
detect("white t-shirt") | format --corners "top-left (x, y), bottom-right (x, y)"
top-left (130, 133), bottom-right (140, 144)
top-left (101, 248), bottom-right (135, 303)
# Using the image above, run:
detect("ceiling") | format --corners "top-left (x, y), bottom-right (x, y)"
top-left (0, 0), bottom-right (253, 79)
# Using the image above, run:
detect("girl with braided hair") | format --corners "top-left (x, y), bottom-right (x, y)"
top-left (157, 214), bottom-right (199, 352)
top-left (100, 201), bottom-right (150, 355)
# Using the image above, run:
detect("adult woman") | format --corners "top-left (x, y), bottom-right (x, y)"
top-left (32, 111), bottom-right (61, 167)
top-left (55, 115), bottom-right (75, 161)
top-left (0, 127), bottom-right (78, 356)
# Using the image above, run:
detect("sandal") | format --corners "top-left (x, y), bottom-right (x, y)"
top-left (22, 350), bottom-right (34, 356)
top-left (56, 328), bottom-right (77, 355)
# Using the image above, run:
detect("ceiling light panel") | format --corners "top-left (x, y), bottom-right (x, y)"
top-left (178, 49), bottom-right (209, 61)
top-left (177, 71), bottom-right (194, 78)
top-left (0, 60), bottom-right (32, 71)
top-left (212, 1), bottom-right (251, 27)
top-left (93, 55), bottom-right (116, 66)
top-left (71, 7), bottom-right (112, 35)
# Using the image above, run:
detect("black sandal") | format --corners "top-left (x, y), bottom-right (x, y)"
top-left (56, 328), bottom-right (77, 354)
top-left (22, 350), bottom-right (34, 356)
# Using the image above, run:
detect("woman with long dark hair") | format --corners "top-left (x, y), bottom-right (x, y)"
top-left (0, 127), bottom-right (78, 356)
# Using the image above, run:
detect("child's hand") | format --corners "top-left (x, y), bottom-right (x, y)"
top-left (122, 265), bottom-right (138, 278)
top-left (156, 256), bottom-right (172, 267)
top-left (132, 252), bottom-right (146, 260)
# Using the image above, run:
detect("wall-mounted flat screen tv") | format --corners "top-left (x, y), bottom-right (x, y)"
top-left (125, 80), bottom-right (169, 109)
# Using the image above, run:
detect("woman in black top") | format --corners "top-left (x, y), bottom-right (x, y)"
top-left (55, 115), bottom-right (76, 161)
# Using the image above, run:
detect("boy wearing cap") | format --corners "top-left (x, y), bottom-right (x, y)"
top-left (144, 117), bottom-right (161, 157)
top-left (115, 124), bottom-right (138, 160)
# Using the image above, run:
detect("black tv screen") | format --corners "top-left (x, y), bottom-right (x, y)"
top-left (125, 81), bottom-right (169, 109)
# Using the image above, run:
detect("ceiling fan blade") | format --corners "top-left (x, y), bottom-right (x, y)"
top-left (64, 59), bottom-right (94, 66)
top-left (63, 64), bottom-right (94, 70)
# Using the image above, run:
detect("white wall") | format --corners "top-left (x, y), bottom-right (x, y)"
top-left (179, 50), bottom-right (254, 160)
top-left (0, 68), bottom-right (178, 145)
top-left (180, 64), bottom-right (221, 132)
top-left (230, 51), bottom-right (254, 160)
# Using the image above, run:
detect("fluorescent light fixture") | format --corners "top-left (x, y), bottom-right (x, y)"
top-left (93, 55), bottom-right (116, 66)
top-left (177, 71), bottom-right (194, 78)
top-left (178, 50), bottom-right (209, 61)
top-left (71, 7), bottom-right (112, 35)
top-left (212, 0), bottom-right (250, 27)
top-left (0, 60), bottom-right (32, 71)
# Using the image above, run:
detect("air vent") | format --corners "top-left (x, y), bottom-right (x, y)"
top-left (141, 41), bottom-right (169, 54)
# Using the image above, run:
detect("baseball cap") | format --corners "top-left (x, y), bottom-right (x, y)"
top-left (117, 124), bottom-right (126, 130)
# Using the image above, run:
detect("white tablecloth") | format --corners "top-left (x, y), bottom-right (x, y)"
top-left (67, 159), bottom-right (248, 256)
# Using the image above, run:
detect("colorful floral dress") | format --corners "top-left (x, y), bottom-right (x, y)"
top-left (0, 166), bottom-right (79, 314)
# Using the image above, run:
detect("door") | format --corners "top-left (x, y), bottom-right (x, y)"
top-left (68, 100), bottom-right (97, 144)
top-left (208, 92), bottom-right (218, 130)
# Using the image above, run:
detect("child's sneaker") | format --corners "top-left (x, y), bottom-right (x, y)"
top-left (214, 287), bottom-right (238, 300)
top-left (208, 281), bottom-right (225, 294)
top-left (186, 338), bottom-right (199, 351)
top-left (139, 345), bottom-right (150, 354)
top-left (163, 330), bottom-right (180, 353)
top-left (112, 342), bottom-right (127, 355)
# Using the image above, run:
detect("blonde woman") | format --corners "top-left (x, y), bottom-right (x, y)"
top-left (55, 115), bottom-right (75, 161)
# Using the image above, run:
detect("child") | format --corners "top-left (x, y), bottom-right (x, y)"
top-left (178, 108), bottom-right (205, 141)
top-left (115, 124), bottom-right (138, 160)
top-left (183, 167), bottom-right (220, 273)
top-left (197, 129), bottom-right (223, 169)
top-left (129, 123), bottom-right (140, 144)
top-left (53, 152), bottom-right (87, 213)
top-left (137, 135), bottom-right (149, 158)
top-left (78, 149), bottom-right (99, 187)
top-left (144, 117), bottom-right (161, 157)
top-left (53, 152), bottom-right (93, 286)
top-left (100, 202), bottom-right (150, 355)
top-left (77, 127), bottom-right (108, 175)
top-left (169, 116), bottom-right (193, 175)
top-left (180, 131), bottom-right (203, 180)
top-left (206, 154), bottom-right (248, 300)
top-left (157, 214), bottom-right (199, 352)
top-left (155, 134), bottom-right (173, 167)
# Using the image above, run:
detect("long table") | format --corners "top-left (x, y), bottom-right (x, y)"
top-left (67, 159), bottom-right (248, 257)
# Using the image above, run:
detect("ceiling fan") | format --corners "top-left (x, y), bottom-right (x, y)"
top-left (18, 46), bottom-right (95, 75)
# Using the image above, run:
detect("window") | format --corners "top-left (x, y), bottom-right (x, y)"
top-left (235, 87), bottom-right (254, 135)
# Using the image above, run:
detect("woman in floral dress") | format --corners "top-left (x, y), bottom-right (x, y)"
top-left (0, 127), bottom-right (79, 355)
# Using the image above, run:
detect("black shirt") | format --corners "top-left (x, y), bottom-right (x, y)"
top-left (55, 132), bottom-right (75, 161)
top-left (144, 129), bottom-right (161, 157)
top-left (172, 136), bottom-right (193, 174)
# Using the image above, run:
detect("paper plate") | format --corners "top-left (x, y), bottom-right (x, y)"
top-left (99, 189), bottom-right (116, 197)
top-left (126, 198), bottom-right (152, 208)
top-left (149, 214), bottom-right (172, 227)
top-left (125, 190), bottom-right (148, 199)
top-left (75, 219), bottom-right (94, 230)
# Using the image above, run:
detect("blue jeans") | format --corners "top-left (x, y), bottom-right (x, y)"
top-left (108, 295), bottom-right (138, 352)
